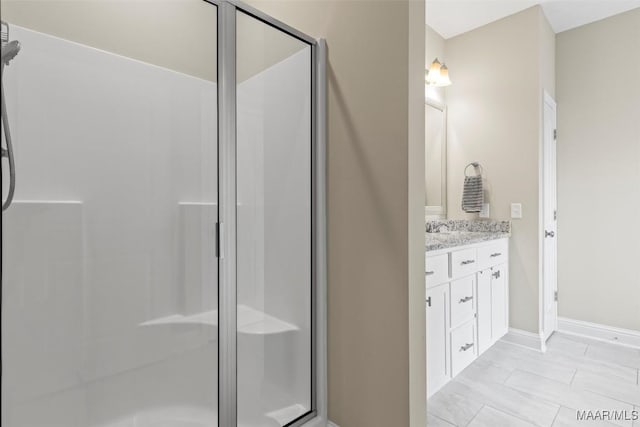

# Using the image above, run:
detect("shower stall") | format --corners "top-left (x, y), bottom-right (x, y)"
top-left (0, 1), bottom-right (326, 426)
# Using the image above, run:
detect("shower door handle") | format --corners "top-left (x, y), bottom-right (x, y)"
top-left (215, 222), bottom-right (224, 259)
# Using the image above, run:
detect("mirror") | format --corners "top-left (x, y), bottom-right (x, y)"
top-left (425, 99), bottom-right (447, 216)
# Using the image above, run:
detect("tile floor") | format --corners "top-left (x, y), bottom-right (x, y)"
top-left (427, 333), bottom-right (640, 427)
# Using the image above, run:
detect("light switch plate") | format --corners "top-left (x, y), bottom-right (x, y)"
top-left (480, 203), bottom-right (490, 218)
top-left (511, 203), bottom-right (523, 219)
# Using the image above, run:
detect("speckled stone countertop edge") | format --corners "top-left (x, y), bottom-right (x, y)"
top-left (425, 231), bottom-right (511, 252)
top-left (426, 219), bottom-right (512, 234)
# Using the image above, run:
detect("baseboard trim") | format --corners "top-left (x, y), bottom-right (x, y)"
top-left (558, 317), bottom-right (640, 350)
top-left (502, 328), bottom-right (545, 352)
top-left (327, 422), bottom-right (339, 427)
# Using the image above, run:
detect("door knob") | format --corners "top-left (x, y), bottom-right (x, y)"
top-left (545, 230), bottom-right (555, 238)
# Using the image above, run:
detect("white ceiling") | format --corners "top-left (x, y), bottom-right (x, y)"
top-left (426, 0), bottom-right (640, 39)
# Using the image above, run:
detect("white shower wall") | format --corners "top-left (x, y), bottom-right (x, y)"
top-left (2, 23), bottom-right (313, 427)
top-left (2, 25), bottom-right (219, 426)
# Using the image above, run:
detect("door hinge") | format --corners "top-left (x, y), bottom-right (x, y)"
top-left (554, 290), bottom-right (558, 302)
top-left (554, 129), bottom-right (557, 140)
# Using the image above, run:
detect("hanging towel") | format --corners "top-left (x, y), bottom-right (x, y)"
top-left (462, 175), bottom-right (484, 213)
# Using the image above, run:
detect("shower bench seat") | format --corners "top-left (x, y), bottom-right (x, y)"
top-left (140, 304), bottom-right (299, 335)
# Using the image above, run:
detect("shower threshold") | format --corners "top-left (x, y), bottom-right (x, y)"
top-left (100, 403), bottom-right (309, 427)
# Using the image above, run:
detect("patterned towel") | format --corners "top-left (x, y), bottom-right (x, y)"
top-left (462, 175), bottom-right (483, 213)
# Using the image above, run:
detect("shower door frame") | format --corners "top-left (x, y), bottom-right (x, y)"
top-left (209, 1), bottom-right (327, 426)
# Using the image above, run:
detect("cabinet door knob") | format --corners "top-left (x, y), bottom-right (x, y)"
top-left (492, 271), bottom-right (501, 279)
top-left (545, 230), bottom-right (555, 238)
top-left (460, 343), bottom-right (474, 352)
top-left (458, 296), bottom-right (473, 304)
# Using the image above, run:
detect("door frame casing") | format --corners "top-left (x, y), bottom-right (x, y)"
top-left (539, 90), bottom-right (558, 348)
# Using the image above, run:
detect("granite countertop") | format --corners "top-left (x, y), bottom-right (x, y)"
top-left (425, 231), bottom-right (510, 252)
top-left (425, 219), bottom-right (511, 252)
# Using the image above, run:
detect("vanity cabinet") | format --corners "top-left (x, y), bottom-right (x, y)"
top-left (476, 269), bottom-right (492, 354)
top-left (426, 283), bottom-right (450, 395)
top-left (450, 275), bottom-right (476, 328)
top-left (476, 263), bottom-right (509, 355)
top-left (426, 238), bottom-right (509, 397)
top-left (490, 264), bottom-right (509, 341)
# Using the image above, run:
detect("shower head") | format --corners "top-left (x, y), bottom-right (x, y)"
top-left (1, 40), bottom-right (21, 65)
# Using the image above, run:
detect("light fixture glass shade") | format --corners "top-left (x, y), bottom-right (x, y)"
top-left (427, 58), bottom-right (442, 85)
top-left (434, 64), bottom-right (452, 87)
top-left (426, 58), bottom-right (452, 87)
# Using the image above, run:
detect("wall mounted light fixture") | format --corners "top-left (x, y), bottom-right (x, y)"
top-left (426, 57), bottom-right (452, 87)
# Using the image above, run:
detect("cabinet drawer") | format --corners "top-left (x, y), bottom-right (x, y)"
top-left (478, 239), bottom-right (508, 269)
top-left (450, 275), bottom-right (475, 328)
top-left (451, 320), bottom-right (476, 376)
top-left (426, 253), bottom-right (449, 288)
top-left (451, 248), bottom-right (478, 279)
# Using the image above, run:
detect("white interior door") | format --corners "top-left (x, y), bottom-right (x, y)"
top-left (542, 92), bottom-right (558, 342)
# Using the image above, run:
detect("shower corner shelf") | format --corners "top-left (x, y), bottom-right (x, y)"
top-left (139, 304), bottom-right (299, 335)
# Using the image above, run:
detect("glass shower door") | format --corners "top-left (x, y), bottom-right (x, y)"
top-left (1, 2), bottom-right (219, 426)
top-left (236, 10), bottom-right (314, 427)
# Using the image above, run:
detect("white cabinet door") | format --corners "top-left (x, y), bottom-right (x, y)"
top-left (427, 282), bottom-right (450, 397)
top-left (476, 269), bottom-right (492, 355)
top-left (491, 264), bottom-right (509, 342)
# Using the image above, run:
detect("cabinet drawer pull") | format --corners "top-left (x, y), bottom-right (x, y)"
top-left (458, 296), bottom-right (473, 304)
top-left (461, 259), bottom-right (475, 265)
top-left (492, 271), bottom-right (501, 279)
top-left (425, 271), bottom-right (435, 276)
top-left (459, 343), bottom-right (474, 352)
top-left (490, 252), bottom-right (502, 258)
